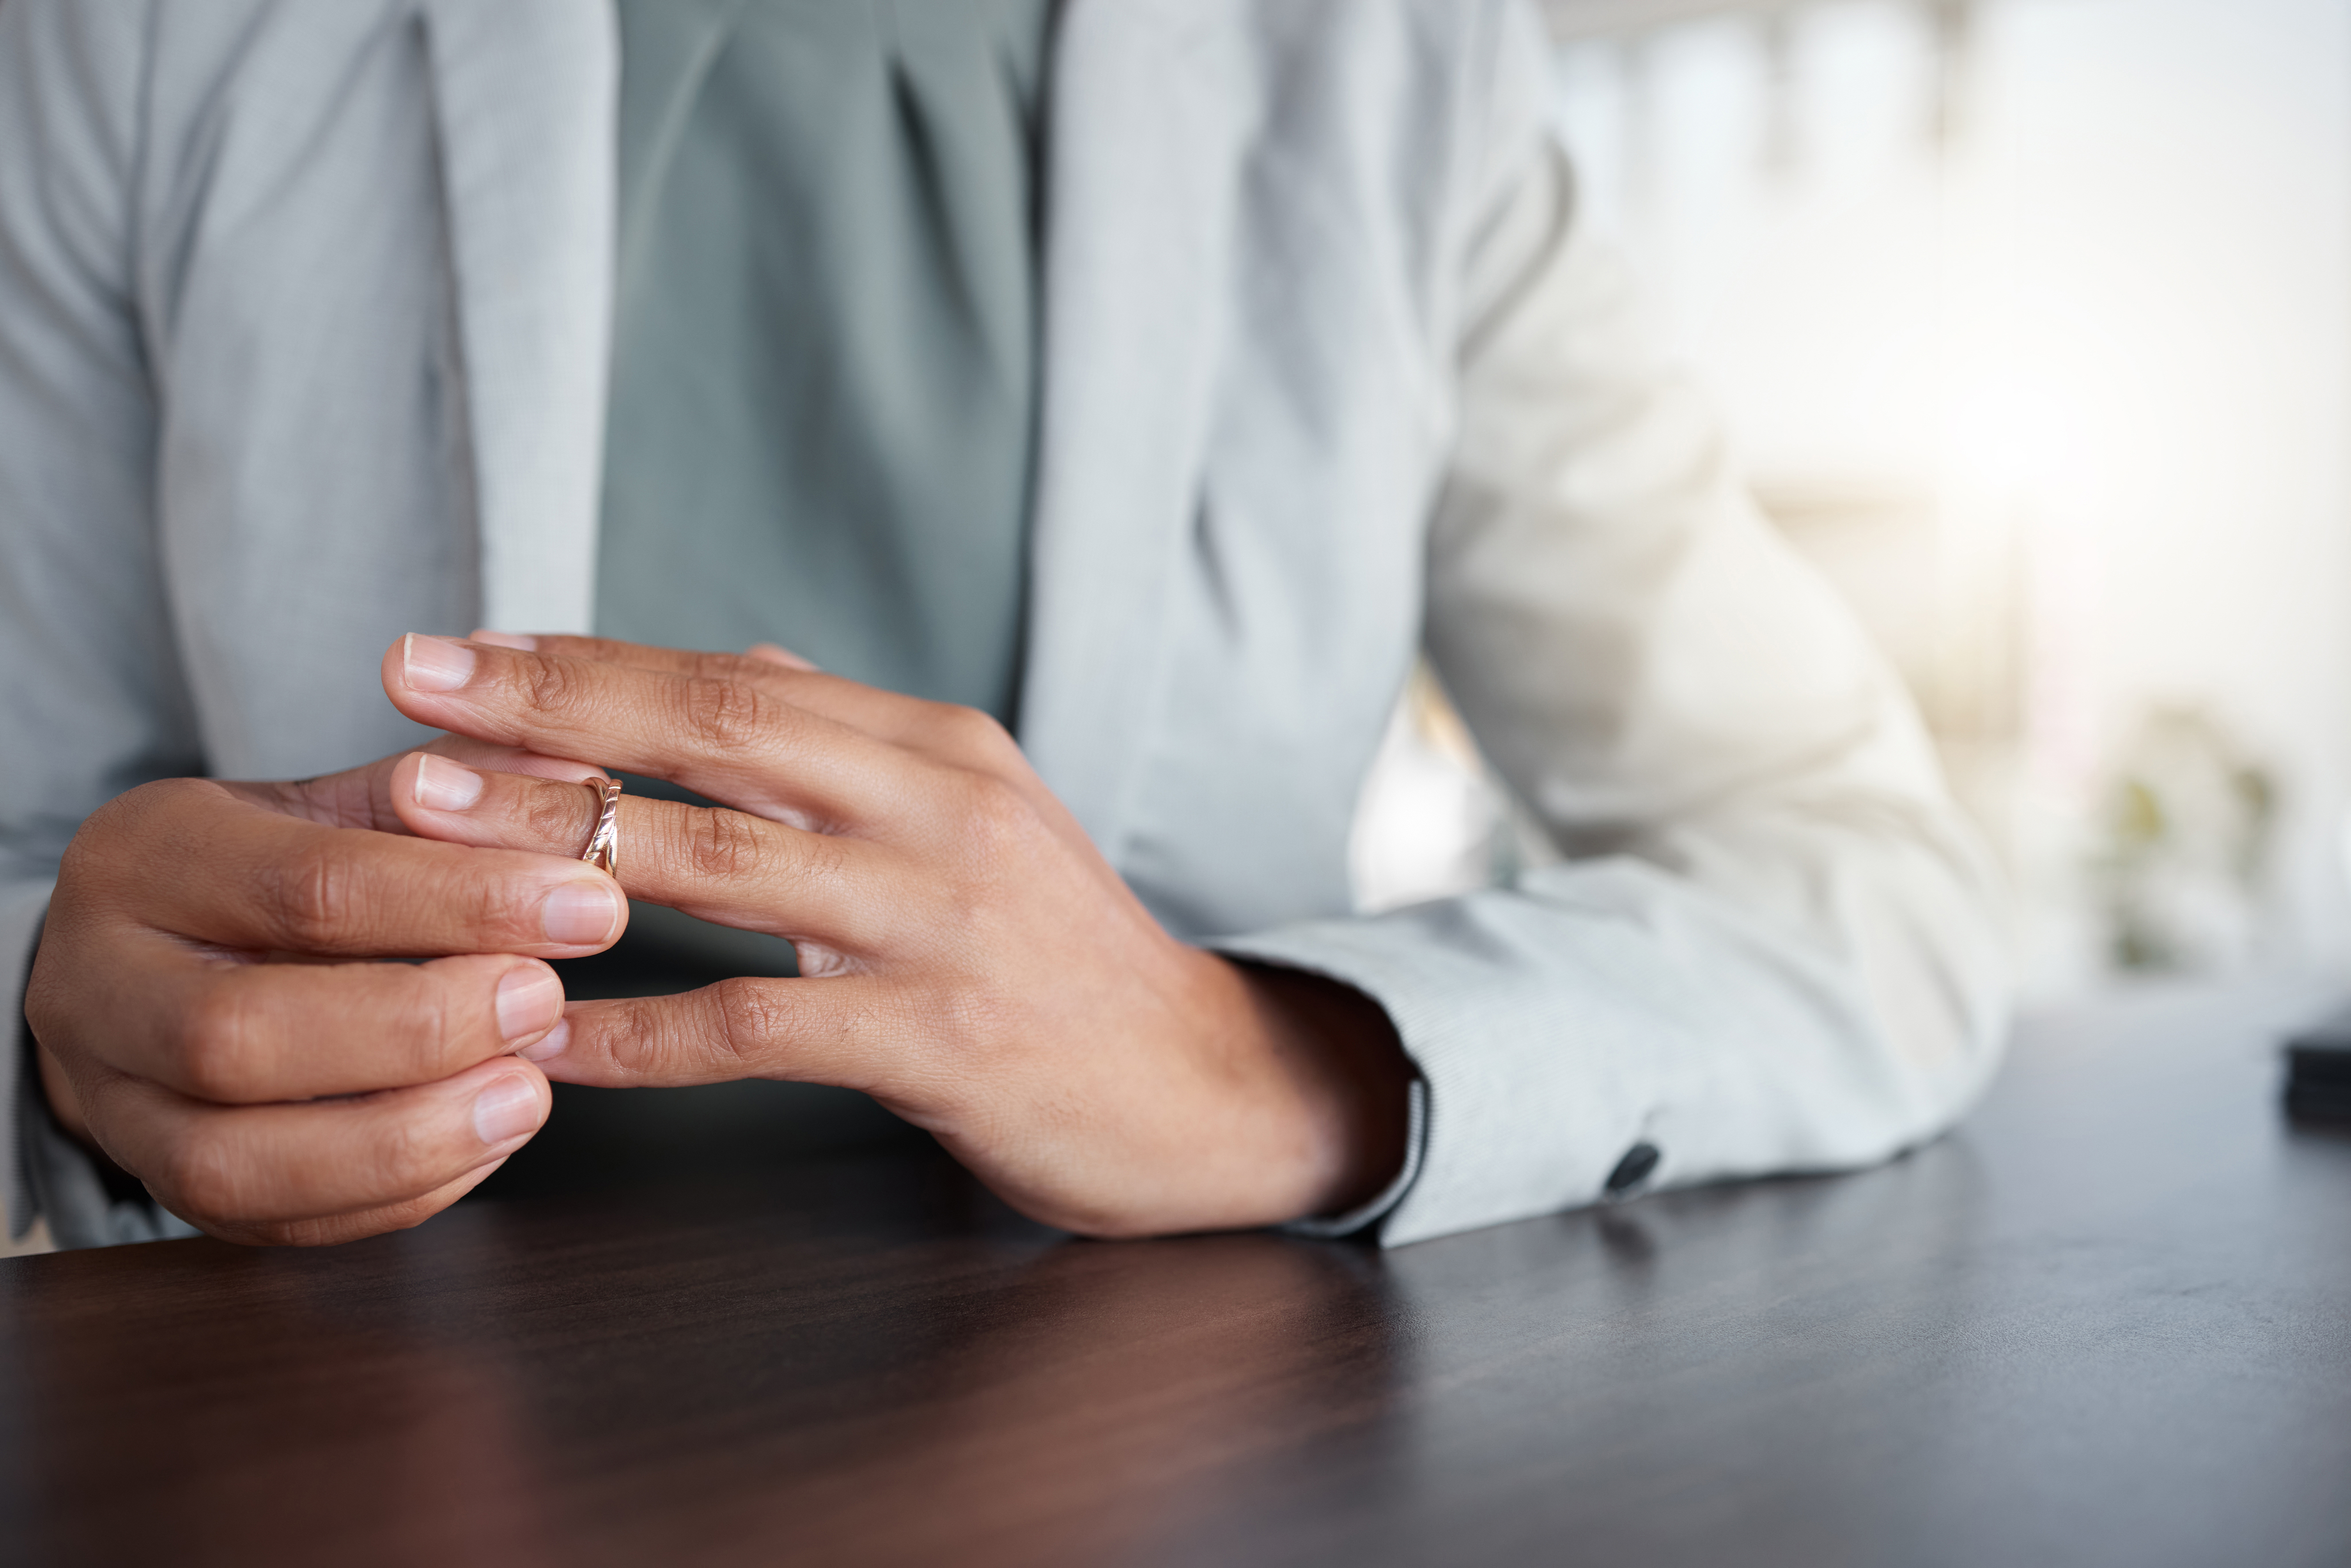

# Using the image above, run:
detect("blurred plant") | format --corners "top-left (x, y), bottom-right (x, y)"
top-left (2094, 706), bottom-right (2276, 973)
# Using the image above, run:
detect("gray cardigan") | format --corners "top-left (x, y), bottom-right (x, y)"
top-left (0, 0), bottom-right (2011, 1248)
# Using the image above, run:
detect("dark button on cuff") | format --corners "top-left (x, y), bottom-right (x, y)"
top-left (1604, 1141), bottom-right (1662, 1195)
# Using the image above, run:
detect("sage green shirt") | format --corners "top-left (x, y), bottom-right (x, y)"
top-left (547, 0), bottom-right (1054, 1043)
top-left (600, 0), bottom-right (1052, 724)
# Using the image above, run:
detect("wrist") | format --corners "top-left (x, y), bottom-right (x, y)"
top-left (1223, 958), bottom-right (1414, 1222)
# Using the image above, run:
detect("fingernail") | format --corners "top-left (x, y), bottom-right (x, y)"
top-left (515, 1017), bottom-right (570, 1064)
top-left (472, 1074), bottom-right (544, 1147)
top-left (540, 881), bottom-right (624, 946)
top-left (494, 963), bottom-right (565, 1042)
top-left (402, 634), bottom-right (477, 692)
top-left (471, 629), bottom-right (538, 651)
top-left (411, 753), bottom-right (485, 812)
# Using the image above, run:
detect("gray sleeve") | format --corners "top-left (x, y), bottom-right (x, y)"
top-left (1221, 1), bottom-right (2011, 1247)
top-left (1, 1), bottom-right (204, 1246)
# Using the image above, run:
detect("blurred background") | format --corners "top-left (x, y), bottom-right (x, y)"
top-left (1355, 0), bottom-right (2351, 1001)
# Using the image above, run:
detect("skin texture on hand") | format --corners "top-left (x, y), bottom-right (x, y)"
top-left (384, 632), bottom-right (1415, 1237)
top-left (22, 738), bottom-right (624, 1245)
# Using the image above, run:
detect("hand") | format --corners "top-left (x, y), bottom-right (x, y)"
top-left (383, 633), bottom-right (1414, 1237)
top-left (24, 739), bottom-right (628, 1245)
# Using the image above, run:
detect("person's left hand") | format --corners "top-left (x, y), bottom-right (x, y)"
top-left (378, 634), bottom-right (1412, 1237)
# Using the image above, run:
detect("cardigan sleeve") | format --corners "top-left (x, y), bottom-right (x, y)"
top-left (0, 0), bottom-right (203, 1247)
top-left (1219, 0), bottom-right (2011, 1246)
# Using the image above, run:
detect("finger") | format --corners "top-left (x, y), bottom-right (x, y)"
top-left (87, 1054), bottom-right (551, 1232)
top-left (434, 737), bottom-right (618, 785)
top-left (545, 636), bottom-right (1040, 796)
top-left (479, 631), bottom-right (824, 685)
top-left (88, 778), bottom-right (628, 959)
top-left (462, 632), bottom-right (992, 759)
top-left (98, 934), bottom-right (567, 1102)
top-left (381, 635), bottom-right (930, 828)
top-left (225, 1156), bottom-right (518, 1248)
top-left (388, 752), bottom-right (905, 948)
top-left (478, 632), bottom-right (832, 689)
top-left (237, 736), bottom-right (612, 835)
top-left (534, 980), bottom-right (920, 1101)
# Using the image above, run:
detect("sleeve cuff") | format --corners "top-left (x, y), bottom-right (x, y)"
top-left (9, 887), bottom-right (197, 1249)
top-left (17, 1073), bottom-right (199, 1249)
top-left (1213, 867), bottom-right (1732, 1249)
top-left (1279, 1076), bottom-right (1427, 1239)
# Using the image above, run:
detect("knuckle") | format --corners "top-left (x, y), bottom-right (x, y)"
top-left (709, 979), bottom-right (781, 1070)
top-left (159, 1128), bottom-right (245, 1224)
top-left (58, 780), bottom-right (189, 897)
top-left (678, 675), bottom-right (767, 752)
top-left (263, 841), bottom-right (363, 949)
top-left (118, 775), bottom-right (207, 826)
top-left (951, 770), bottom-right (1033, 853)
top-left (364, 1111), bottom-right (441, 1196)
top-left (20, 936), bottom-right (88, 1051)
top-left (523, 779), bottom-right (592, 852)
top-left (58, 801), bottom-right (129, 877)
top-left (929, 704), bottom-right (1016, 762)
top-left (599, 999), bottom-right (674, 1080)
top-left (19, 970), bottom-right (62, 1048)
top-left (50, 828), bottom-right (102, 899)
top-left (177, 986), bottom-right (265, 1101)
top-left (389, 972), bottom-right (464, 1078)
top-left (519, 652), bottom-right (588, 718)
top-left (680, 806), bottom-right (763, 882)
top-left (450, 870), bottom-right (550, 951)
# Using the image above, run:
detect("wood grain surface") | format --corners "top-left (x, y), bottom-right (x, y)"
top-left (5, 981), bottom-right (2349, 1568)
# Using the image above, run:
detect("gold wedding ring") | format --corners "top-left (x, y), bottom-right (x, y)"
top-left (580, 775), bottom-right (622, 877)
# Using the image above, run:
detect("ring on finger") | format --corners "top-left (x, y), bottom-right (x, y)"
top-left (580, 775), bottom-right (622, 877)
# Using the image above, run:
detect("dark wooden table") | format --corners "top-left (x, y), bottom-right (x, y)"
top-left (6, 982), bottom-right (2350, 1567)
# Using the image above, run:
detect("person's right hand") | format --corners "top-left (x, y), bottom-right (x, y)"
top-left (22, 739), bottom-right (628, 1245)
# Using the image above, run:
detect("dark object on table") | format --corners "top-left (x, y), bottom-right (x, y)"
top-left (2284, 1004), bottom-right (2351, 1122)
top-left (2285, 1011), bottom-right (2351, 1124)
